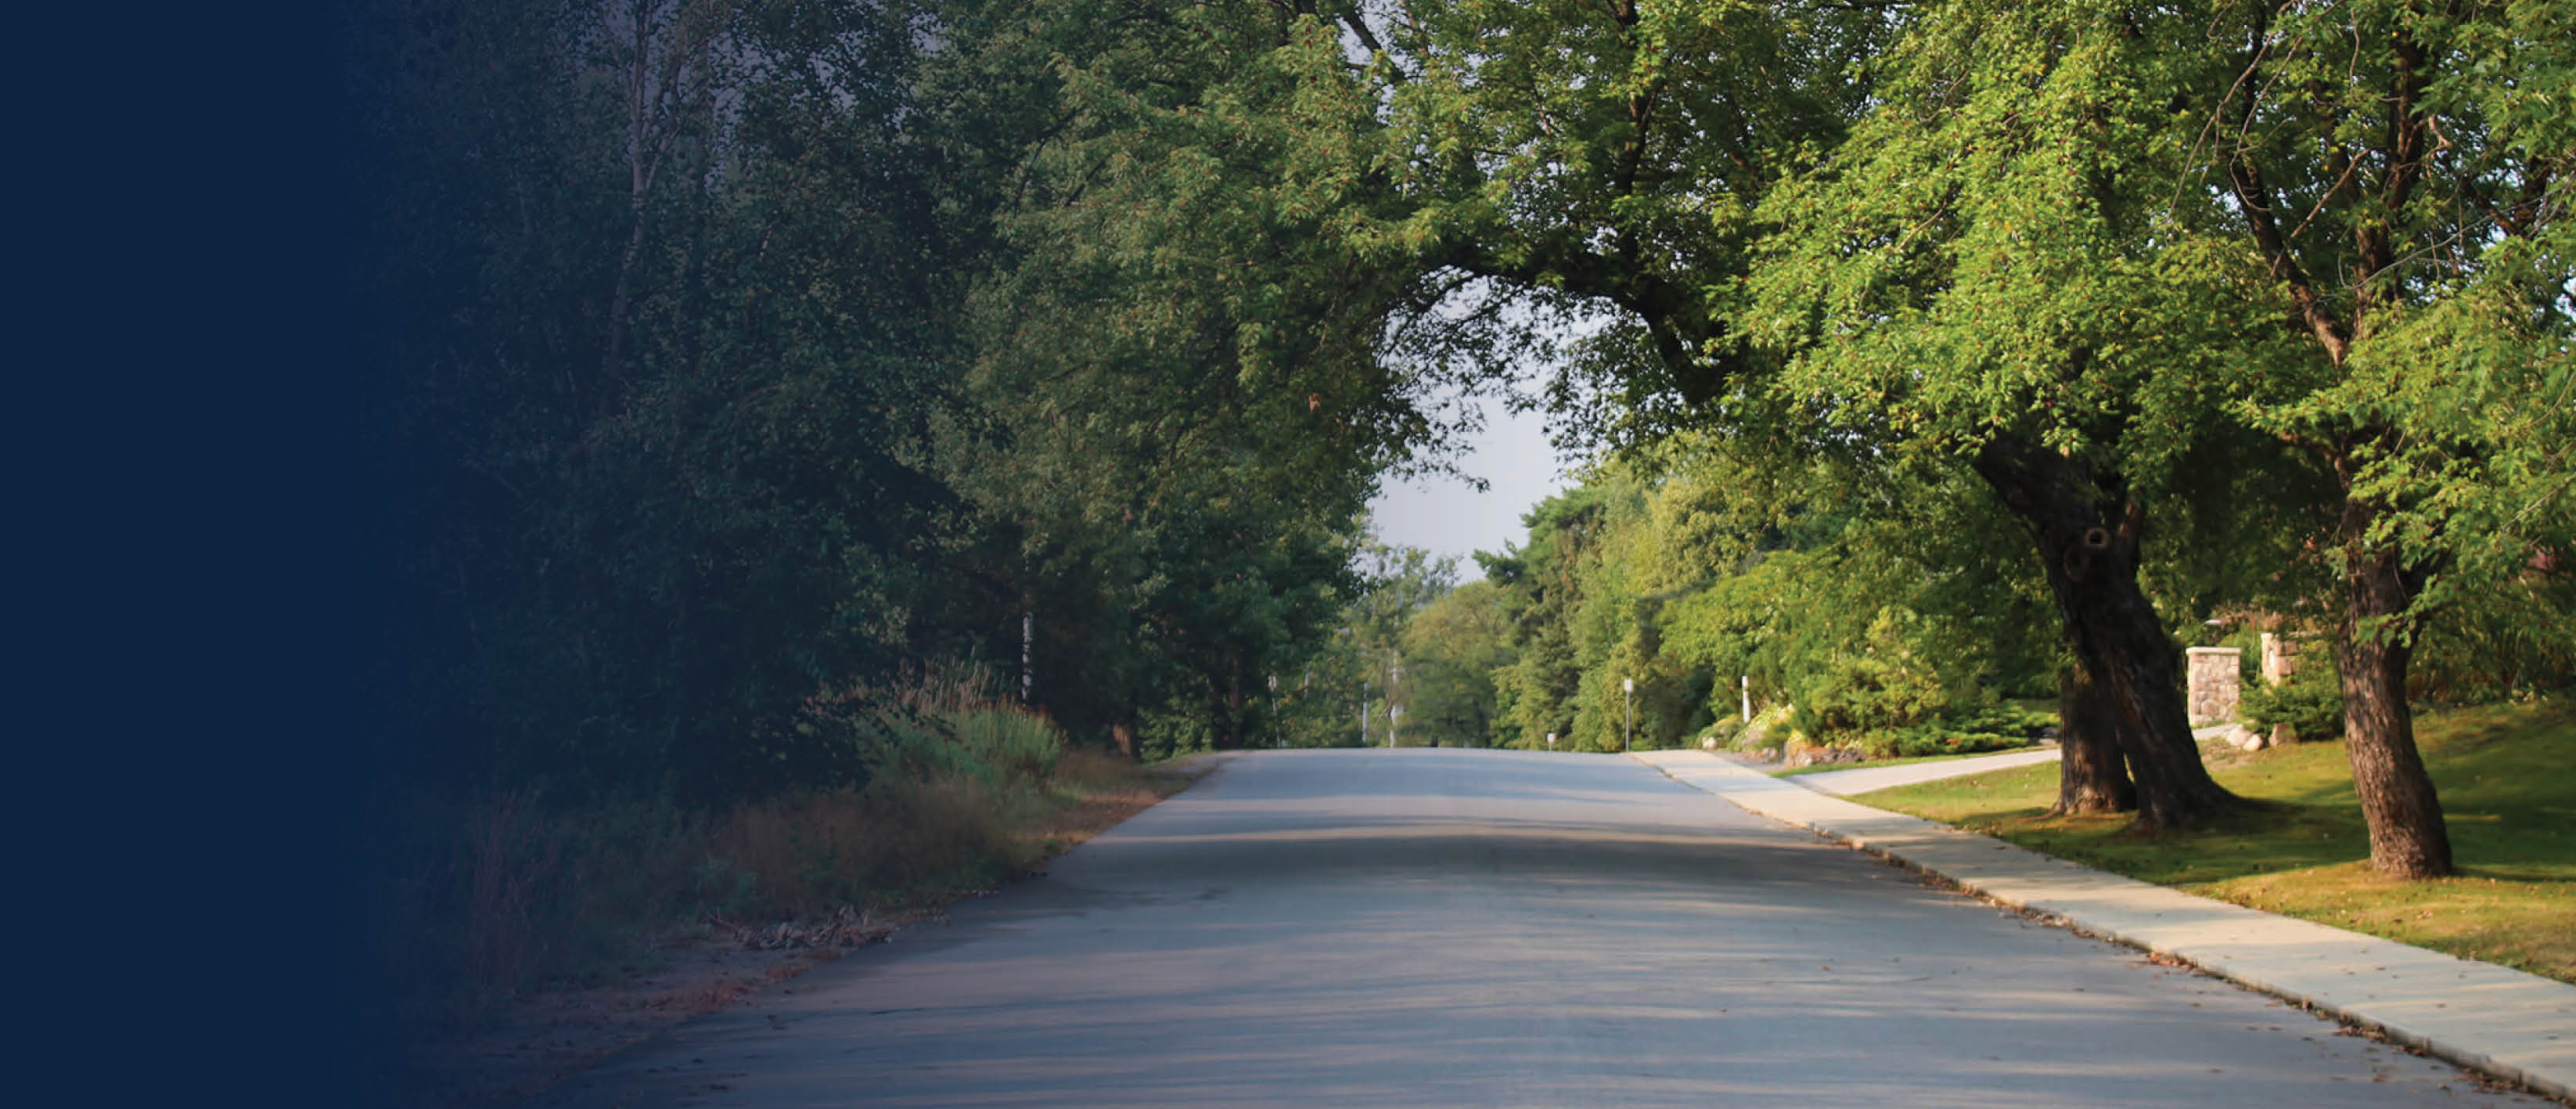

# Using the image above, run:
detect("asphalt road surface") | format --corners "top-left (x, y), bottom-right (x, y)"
top-left (538, 749), bottom-right (2548, 1108)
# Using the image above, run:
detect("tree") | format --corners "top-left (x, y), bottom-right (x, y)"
top-left (938, 2), bottom-right (1460, 754)
top-left (1486, 488), bottom-right (1614, 749)
top-left (1609, 435), bottom-right (2061, 756)
top-left (1362, 0), bottom-right (1891, 421)
top-left (1401, 580), bottom-right (1513, 747)
top-left (1338, 0), bottom-right (2267, 824)
top-left (333, 0), bottom-right (985, 804)
top-left (1738, 0), bottom-right (2289, 827)
top-left (2191, 0), bottom-right (2576, 876)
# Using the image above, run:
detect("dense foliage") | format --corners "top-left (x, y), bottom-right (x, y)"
top-left (327, 2), bottom-right (2574, 1080)
top-left (329, 0), bottom-right (1462, 811)
top-left (1466, 441), bottom-right (2067, 756)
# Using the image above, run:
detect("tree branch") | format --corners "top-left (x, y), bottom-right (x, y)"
top-left (2218, 23), bottom-right (2351, 365)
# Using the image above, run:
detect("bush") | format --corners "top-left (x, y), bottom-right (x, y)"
top-left (1138, 700), bottom-right (1216, 760)
top-left (2242, 663), bottom-right (2345, 740)
top-left (1786, 609), bottom-right (1975, 740)
top-left (1878, 729), bottom-right (2033, 758)
top-left (1790, 651), bottom-right (1951, 736)
top-left (1727, 703), bottom-right (1793, 756)
top-left (1852, 700), bottom-right (2054, 758)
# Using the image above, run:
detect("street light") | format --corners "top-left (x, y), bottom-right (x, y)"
top-left (1337, 628), bottom-right (1362, 747)
top-left (1387, 650), bottom-right (1402, 749)
top-left (1622, 677), bottom-right (1635, 752)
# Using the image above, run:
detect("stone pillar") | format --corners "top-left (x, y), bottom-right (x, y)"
top-left (2186, 646), bottom-right (2242, 726)
top-left (2260, 632), bottom-right (2304, 684)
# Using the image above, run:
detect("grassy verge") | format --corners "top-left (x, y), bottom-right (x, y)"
top-left (1852, 698), bottom-right (2575, 983)
top-left (1024, 748), bottom-right (1227, 855)
top-left (1771, 744), bottom-right (2048, 778)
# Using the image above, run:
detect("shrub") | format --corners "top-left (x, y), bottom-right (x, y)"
top-left (1878, 729), bottom-right (2032, 758)
top-left (2242, 662), bottom-right (2345, 740)
top-left (1727, 702), bottom-right (1793, 756)
top-left (1786, 609), bottom-right (1964, 739)
top-left (1851, 700), bottom-right (2054, 758)
top-left (1138, 700), bottom-right (1216, 760)
top-left (1790, 651), bottom-right (1951, 736)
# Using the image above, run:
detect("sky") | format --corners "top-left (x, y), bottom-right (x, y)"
top-left (1365, 388), bottom-right (1579, 581)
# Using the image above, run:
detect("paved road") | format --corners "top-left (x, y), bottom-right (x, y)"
top-left (538, 750), bottom-right (2546, 1108)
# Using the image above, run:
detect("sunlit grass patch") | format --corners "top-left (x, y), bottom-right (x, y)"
top-left (1855, 698), bottom-right (2575, 982)
top-left (2211, 863), bottom-right (2574, 981)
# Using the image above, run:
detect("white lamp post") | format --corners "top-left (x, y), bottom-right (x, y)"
top-left (1387, 651), bottom-right (1401, 748)
top-left (1622, 677), bottom-right (1635, 753)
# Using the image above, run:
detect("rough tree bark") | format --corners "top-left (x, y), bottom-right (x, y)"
top-left (2331, 466), bottom-right (2452, 877)
top-left (2051, 666), bottom-right (2135, 816)
top-left (1973, 434), bottom-right (2240, 831)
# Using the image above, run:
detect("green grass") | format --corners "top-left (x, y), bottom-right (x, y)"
top-left (1854, 698), bottom-right (2576, 983)
top-left (1771, 744), bottom-right (2048, 778)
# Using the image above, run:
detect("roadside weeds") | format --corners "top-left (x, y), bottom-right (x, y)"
top-left (404, 751), bottom-right (1231, 1108)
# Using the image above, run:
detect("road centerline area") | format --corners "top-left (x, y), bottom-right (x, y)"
top-left (535, 750), bottom-right (2549, 1109)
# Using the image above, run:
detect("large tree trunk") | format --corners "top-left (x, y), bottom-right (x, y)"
top-left (2335, 498), bottom-right (2452, 877)
top-left (1973, 435), bottom-right (2240, 831)
top-left (2052, 667), bottom-right (2135, 816)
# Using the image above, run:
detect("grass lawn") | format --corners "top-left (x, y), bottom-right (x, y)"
top-left (1772, 744), bottom-right (2048, 778)
top-left (1852, 698), bottom-right (2576, 984)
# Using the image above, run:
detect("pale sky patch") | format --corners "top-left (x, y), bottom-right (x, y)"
top-left (1367, 388), bottom-right (1577, 581)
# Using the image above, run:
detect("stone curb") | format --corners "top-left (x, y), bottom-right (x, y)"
top-left (1632, 749), bottom-right (2576, 1104)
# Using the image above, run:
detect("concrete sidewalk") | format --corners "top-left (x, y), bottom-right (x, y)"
top-left (1633, 748), bottom-right (2576, 1101)
top-left (1788, 744), bottom-right (2062, 796)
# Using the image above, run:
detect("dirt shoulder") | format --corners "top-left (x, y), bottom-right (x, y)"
top-left (405, 751), bottom-right (1235, 1107)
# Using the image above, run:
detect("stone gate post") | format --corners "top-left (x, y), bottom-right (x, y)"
top-left (2186, 646), bottom-right (2242, 726)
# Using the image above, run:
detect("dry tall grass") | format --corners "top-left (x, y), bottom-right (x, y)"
top-left (459, 791), bottom-right (564, 997)
top-left (400, 672), bottom-right (1080, 1032)
top-left (707, 775), bottom-right (1042, 917)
